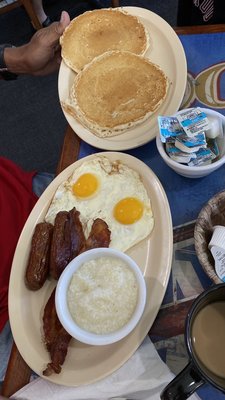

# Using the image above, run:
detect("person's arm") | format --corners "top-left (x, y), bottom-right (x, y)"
top-left (0, 10), bottom-right (70, 79)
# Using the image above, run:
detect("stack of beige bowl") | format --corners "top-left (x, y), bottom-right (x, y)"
top-left (60, 8), bottom-right (169, 138)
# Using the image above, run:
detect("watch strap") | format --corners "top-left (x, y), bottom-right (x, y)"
top-left (0, 44), bottom-right (18, 80)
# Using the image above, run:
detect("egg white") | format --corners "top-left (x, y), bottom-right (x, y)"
top-left (45, 156), bottom-right (154, 251)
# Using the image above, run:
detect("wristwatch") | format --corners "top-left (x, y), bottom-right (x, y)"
top-left (0, 44), bottom-right (18, 80)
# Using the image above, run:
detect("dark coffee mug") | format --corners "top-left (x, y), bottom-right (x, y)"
top-left (160, 283), bottom-right (225, 400)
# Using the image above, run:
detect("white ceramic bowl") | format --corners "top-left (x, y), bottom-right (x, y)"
top-left (55, 247), bottom-right (146, 346)
top-left (156, 108), bottom-right (225, 178)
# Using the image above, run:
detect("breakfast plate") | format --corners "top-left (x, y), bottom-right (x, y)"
top-left (58, 6), bottom-right (187, 151)
top-left (9, 152), bottom-right (173, 386)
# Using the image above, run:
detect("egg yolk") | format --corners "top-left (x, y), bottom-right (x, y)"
top-left (72, 173), bottom-right (99, 198)
top-left (113, 197), bottom-right (143, 224)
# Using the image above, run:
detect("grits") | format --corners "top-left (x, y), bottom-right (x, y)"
top-left (67, 256), bottom-right (138, 334)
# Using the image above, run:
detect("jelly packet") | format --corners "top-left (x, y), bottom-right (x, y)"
top-left (176, 108), bottom-right (210, 137)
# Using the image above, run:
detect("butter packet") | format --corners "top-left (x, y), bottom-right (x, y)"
top-left (206, 115), bottom-right (224, 139)
top-left (158, 116), bottom-right (184, 143)
top-left (166, 143), bottom-right (196, 163)
top-left (176, 108), bottom-right (210, 137)
top-left (188, 147), bottom-right (216, 166)
top-left (175, 133), bottom-right (207, 153)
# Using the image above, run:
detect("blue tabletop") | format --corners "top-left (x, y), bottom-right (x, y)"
top-left (77, 31), bottom-right (225, 400)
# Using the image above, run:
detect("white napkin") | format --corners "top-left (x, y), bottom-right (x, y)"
top-left (11, 336), bottom-right (200, 400)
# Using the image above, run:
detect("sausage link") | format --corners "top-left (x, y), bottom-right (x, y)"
top-left (25, 222), bottom-right (53, 290)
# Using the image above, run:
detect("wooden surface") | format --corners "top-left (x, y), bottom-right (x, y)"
top-left (21, 0), bottom-right (42, 30)
top-left (1, 343), bottom-right (32, 397)
top-left (1, 125), bottom-right (80, 398)
top-left (174, 23), bottom-right (225, 34)
top-left (0, 0), bottom-right (118, 29)
top-left (1, 23), bottom-right (225, 398)
top-left (56, 125), bottom-right (81, 175)
top-left (0, 0), bottom-right (42, 30)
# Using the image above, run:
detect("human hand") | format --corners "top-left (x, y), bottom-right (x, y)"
top-left (23, 11), bottom-right (70, 75)
top-left (4, 11), bottom-right (70, 76)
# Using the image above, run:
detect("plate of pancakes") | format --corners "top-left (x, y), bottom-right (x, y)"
top-left (9, 152), bottom-right (173, 386)
top-left (58, 6), bottom-right (187, 150)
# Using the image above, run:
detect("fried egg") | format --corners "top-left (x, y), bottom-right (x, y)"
top-left (45, 156), bottom-right (154, 252)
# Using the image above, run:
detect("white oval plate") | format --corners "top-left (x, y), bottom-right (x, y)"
top-left (9, 152), bottom-right (173, 386)
top-left (58, 6), bottom-right (187, 151)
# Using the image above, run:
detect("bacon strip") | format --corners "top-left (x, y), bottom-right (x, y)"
top-left (42, 287), bottom-right (72, 376)
top-left (49, 208), bottom-right (85, 280)
top-left (42, 215), bottom-right (111, 376)
top-left (80, 218), bottom-right (111, 253)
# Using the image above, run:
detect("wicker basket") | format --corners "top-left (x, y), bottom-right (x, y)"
top-left (194, 190), bottom-right (225, 284)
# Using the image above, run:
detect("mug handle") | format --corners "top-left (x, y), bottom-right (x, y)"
top-left (160, 361), bottom-right (204, 400)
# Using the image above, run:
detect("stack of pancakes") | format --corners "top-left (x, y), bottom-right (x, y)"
top-left (61, 8), bottom-right (168, 138)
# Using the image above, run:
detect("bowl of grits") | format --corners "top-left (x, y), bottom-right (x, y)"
top-left (55, 247), bottom-right (146, 345)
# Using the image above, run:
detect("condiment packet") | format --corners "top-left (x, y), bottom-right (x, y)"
top-left (176, 108), bottom-right (210, 137)
top-left (158, 116), bottom-right (184, 143)
top-left (210, 246), bottom-right (225, 282)
top-left (175, 133), bottom-right (207, 153)
top-left (188, 147), bottom-right (216, 166)
top-left (209, 226), bottom-right (225, 282)
top-left (206, 115), bottom-right (224, 139)
top-left (166, 143), bottom-right (196, 163)
top-left (158, 108), bottom-right (222, 167)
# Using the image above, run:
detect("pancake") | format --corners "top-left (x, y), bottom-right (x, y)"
top-left (63, 50), bottom-right (169, 138)
top-left (60, 8), bottom-right (150, 73)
